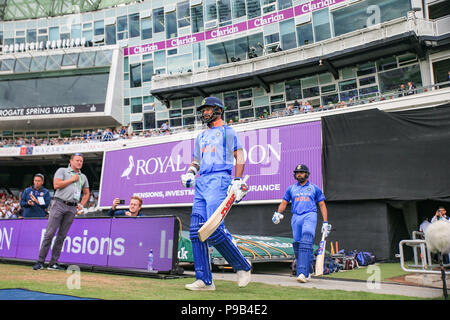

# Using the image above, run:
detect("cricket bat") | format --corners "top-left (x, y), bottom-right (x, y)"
top-left (315, 231), bottom-right (327, 276)
top-left (198, 175), bottom-right (249, 242)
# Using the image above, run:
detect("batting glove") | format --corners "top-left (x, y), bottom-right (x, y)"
top-left (228, 177), bottom-right (248, 203)
top-left (321, 222), bottom-right (331, 237)
top-left (272, 211), bottom-right (284, 224)
top-left (181, 172), bottom-right (195, 188)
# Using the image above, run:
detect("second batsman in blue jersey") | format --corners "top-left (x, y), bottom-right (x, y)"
top-left (272, 164), bottom-right (330, 283)
top-left (181, 97), bottom-right (252, 291)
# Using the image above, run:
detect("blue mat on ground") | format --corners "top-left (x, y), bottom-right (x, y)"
top-left (0, 288), bottom-right (98, 300)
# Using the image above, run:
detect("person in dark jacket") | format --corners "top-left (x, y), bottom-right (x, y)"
top-left (20, 173), bottom-right (51, 218)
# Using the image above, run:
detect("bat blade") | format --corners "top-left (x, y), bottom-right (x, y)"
top-left (198, 175), bottom-right (249, 242)
top-left (315, 233), bottom-right (327, 276)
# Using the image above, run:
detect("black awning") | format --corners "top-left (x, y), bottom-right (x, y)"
top-left (151, 32), bottom-right (443, 106)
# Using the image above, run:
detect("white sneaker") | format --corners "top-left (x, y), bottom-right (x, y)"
top-left (237, 269), bottom-right (251, 287)
top-left (185, 279), bottom-right (216, 291)
top-left (296, 274), bottom-right (310, 283)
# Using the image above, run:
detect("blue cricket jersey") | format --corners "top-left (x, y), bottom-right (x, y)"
top-left (193, 122), bottom-right (242, 175)
top-left (283, 181), bottom-right (326, 216)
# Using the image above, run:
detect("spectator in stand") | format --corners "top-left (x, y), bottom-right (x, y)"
top-left (398, 84), bottom-right (406, 97)
top-left (301, 101), bottom-right (313, 113)
top-left (108, 196), bottom-right (143, 217)
top-left (406, 81), bottom-right (416, 95)
top-left (161, 121), bottom-right (170, 133)
top-left (283, 104), bottom-right (294, 116)
top-left (127, 124), bottom-right (134, 138)
top-left (103, 128), bottom-right (114, 141)
top-left (431, 206), bottom-right (449, 223)
top-left (20, 173), bottom-right (51, 218)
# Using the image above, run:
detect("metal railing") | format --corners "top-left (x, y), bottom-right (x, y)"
top-left (397, 235), bottom-right (450, 275)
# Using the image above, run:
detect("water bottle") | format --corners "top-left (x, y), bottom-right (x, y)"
top-left (147, 249), bottom-right (154, 271)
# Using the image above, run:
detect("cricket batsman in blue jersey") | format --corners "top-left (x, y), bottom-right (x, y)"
top-left (181, 97), bottom-right (252, 291)
top-left (272, 164), bottom-right (330, 283)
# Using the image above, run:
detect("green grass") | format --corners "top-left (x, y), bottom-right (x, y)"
top-left (323, 262), bottom-right (411, 282)
top-left (0, 262), bottom-right (428, 300)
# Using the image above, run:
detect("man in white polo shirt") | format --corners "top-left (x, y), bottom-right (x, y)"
top-left (33, 153), bottom-right (90, 271)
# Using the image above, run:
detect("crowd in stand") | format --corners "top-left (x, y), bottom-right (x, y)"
top-left (0, 81), bottom-right (422, 148)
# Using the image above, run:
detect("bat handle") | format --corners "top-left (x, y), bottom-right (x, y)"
top-left (242, 175), bottom-right (250, 183)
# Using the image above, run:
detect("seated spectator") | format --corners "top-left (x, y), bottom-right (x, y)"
top-left (301, 101), bottom-right (313, 113)
top-left (431, 206), bottom-right (449, 223)
top-left (108, 196), bottom-right (143, 217)
top-left (283, 104), bottom-right (294, 116)
top-left (398, 84), bottom-right (406, 97)
top-left (20, 173), bottom-right (51, 218)
top-left (161, 121), bottom-right (170, 133)
top-left (419, 218), bottom-right (431, 233)
top-left (406, 81), bottom-right (416, 95)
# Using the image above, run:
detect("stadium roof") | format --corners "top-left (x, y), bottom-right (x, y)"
top-left (0, 0), bottom-right (136, 21)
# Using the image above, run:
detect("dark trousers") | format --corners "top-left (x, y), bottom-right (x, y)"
top-left (38, 200), bottom-right (77, 265)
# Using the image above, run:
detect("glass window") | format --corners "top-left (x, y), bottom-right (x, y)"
top-left (105, 24), bottom-right (116, 45)
top-left (167, 54), bottom-right (193, 74)
top-left (357, 62), bottom-right (376, 76)
top-left (95, 50), bottom-right (112, 66)
top-left (130, 63), bottom-right (142, 88)
top-left (78, 52), bottom-right (95, 67)
top-left (183, 116), bottom-right (196, 126)
top-left (232, 0), bottom-right (246, 19)
top-left (166, 11), bottom-right (178, 39)
top-left (303, 86), bottom-right (320, 98)
top-left (46, 54), bottom-right (62, 71)
top-left (240, 108), bottom-right (255, 119)
top-left (239, 88), bottom-right (252, 99)
top-left (313, 8), bottom-right (331, 42)
top-left (332, 0), bottom-right (411, 37)
top-left (218, 0), bottom-right (232, 23)
top-left (14, 57), bottom-right (31, 73)
top-left (322, 94), bottom-right (339, 106)
top-left (225, 110), bottom-right (239, 123)
top-left (142, 61), bottom-right (154, 82)
top-left (155, 50), bottom-right (166, 67)
top-left (0, 74), bottom-right (108, 108)
top-left (182, 98), bottom-right (195, 108)
top-left (377, 56), bottom-right (397, 72)
top-left (246, 0), bottom-right (261, 19)
top-left (280, 19), bottom-right (296, 50)
top-left (178, 1), bottom-right (191, 28)
top-left (205, 0), bottom-right (217, 21)
top-left (339, 90), bottom-right (358, 102)
top-left (170, 118), bottom-right (182, 127)
top-left (131, 97), bottom-right (143, 113)
top-left (71, 24), bottom-right (81, 39)
top-left (255, 106), bottom-right (270, 118)
top-left (285, 80), bottom-right (301, 101)
top-left (321, 84), bottom-right (336, 94)
top-left (141, 17), bottom-right (152, 40)
top-left (83, 30), bottom-right (93, 42)
top-left (129, 13), bottom-right (140, 38)
top-left (359, 76), bottom-right (376, 87)
top-left (144, 113), bottom-right (156, 129)
top-left (191, 5), bottom-right (204, 33)
top-left (30, 56), bottom-right (47, 72)
top-left (27, 29), bottom-right (36, 43)
top-left (296, 23), bottom-right (313, 46)
top-left (117, 16), bottom-right (127, 32)
top-left (359, 86), bottom-right (379, 97)
top-left (94, 20), bottom-right (104, 36)
top-left (339, 79), bottom-right (357, 91)
top-left (277, 0), bottom-right (291, 10)
top-left (378, 64), bottom-right (422, 93)
top-left (224, 92), bottom-right (238, 110)
top-left (153, 8), bottom-right (165, 33)
top-left (62, 53), bottom-right (79, 66)
top-left (49, 27), bottom-right (59, 41)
